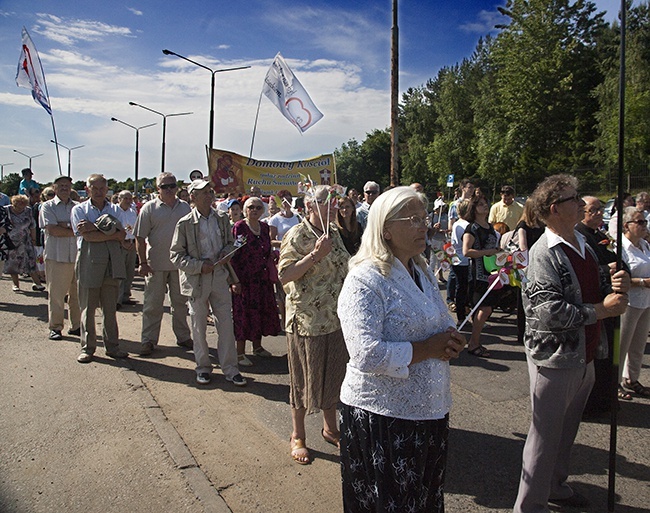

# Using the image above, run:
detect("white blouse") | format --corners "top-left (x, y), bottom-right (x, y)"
top-left (337, 259), bottom-right (455, 421)
top-left (622, 236), bottom-right (650, 309)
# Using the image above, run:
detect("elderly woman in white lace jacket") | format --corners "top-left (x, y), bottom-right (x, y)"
top-left (337, 186), bottom-right (466, 513)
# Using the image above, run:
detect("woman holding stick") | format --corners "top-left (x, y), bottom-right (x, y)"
top-left (278, 185), bottom-right (349, 465)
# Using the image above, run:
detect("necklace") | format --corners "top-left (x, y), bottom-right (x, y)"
top-left (246, 220), bottom-right (261, 236)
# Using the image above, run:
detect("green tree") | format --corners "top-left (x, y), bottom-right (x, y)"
top-left (1, 173), bottom-right (22, 196)
top-left (485, 0), bottom-right (607, 189)
top-left (594, 2), bottom-right (650, 181)
top-left (335, 129), bottom-right (391, 190)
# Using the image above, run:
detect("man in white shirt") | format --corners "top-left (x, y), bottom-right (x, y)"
top-left (116, 190), bottom-right (138, 308)
top-left (40, 175), bottom-right (80, 340)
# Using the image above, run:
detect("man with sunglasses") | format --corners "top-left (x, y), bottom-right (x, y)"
top-left (134, 172), bottom-right (192, 356)
top-left (356, 181), bottom-right (381, 230)
top-left (514, 175), bottom-right (630, 513)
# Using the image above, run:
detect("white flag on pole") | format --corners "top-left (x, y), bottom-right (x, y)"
top-left (16, 26), bottom-right (52, 115)
top-left (262, 53), bottom-right (323, 133)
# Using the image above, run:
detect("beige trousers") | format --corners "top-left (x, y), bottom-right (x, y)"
top-left (46, 259), bottom-right (80, 332)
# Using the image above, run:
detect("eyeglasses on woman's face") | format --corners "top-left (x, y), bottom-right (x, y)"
top-left (390, 215), bottom-right (431, 229)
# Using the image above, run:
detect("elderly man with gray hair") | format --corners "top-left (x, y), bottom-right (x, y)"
top-left (513, 175), bottom-right (630, 513)
top-left (116, 190), bottom-right (138, 308)
top-left (134, 172), bottom-right (192, 356)
top-left (356, 180), bottom-right (380, 229)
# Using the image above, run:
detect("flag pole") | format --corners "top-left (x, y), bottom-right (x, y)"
top-left (50, 117), bottom-right (62, 176)
top-left (249, 90), bottom-right (264, 158)
top-left (608, 1), bottom-right (626, 511)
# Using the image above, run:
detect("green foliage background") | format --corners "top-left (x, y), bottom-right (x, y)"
top-left (335, 0), bottom-right (650, 198)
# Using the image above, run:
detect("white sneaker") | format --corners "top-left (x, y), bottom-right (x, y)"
top-left (238, 354), bottom-right (253, 367)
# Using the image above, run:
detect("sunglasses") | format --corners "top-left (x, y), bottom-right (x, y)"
top-left (247, 205), bottom-right (264, 211)
top-left (159, 183), bottom-right (177, 190)
top-left (627, 219), bottom-right (648, 226)
top-left (364, 190), bottom-right (379, 195)
top-left (553, 193), bottom-right (580, 205)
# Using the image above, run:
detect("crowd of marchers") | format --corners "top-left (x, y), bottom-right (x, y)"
top-left (0, 169), bottom-right (649, 513)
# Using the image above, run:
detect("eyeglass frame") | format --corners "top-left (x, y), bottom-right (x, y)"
top-left (626, 219), bottom-right (648, 226)
top-left (388, 215), bottom-right (432, 229)
top-left (158, 182), bottom-right (178, 190)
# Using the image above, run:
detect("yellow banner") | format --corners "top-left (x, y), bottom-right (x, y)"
top-left (207, 148), bottom-right (336, 196)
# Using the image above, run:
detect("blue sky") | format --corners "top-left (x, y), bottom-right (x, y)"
top-left (0, 0), bottom-right (628, 185)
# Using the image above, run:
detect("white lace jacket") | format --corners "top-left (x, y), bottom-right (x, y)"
top-left (337, 259), bottom-right (455, 421)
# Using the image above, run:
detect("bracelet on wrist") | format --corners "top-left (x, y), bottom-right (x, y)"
top-left (309, 252), bottom-right (318, 265)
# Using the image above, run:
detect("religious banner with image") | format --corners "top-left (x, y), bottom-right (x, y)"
top-left (207, 148), bottom-right (336, 196)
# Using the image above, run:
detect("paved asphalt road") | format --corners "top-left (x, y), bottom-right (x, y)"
top-left (0, 274), bottom-right (648, 513)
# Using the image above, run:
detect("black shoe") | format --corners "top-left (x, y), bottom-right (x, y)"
top-left (196, 373), bottom-right (211, 385)
top-left (122, 298), bottom-right (136, 305)
top-left (549, 492), bottom-right (590, 509)
top-left (32, 284), bottom-right (46, 292)
top-left (49, 330), bottom-right (63, 340)
top-left (226, 373), bottom-right (247, 387)
top-left (68, 327), bottom-right (81, 336)
top-left (176, 339), bottom-right (193, 349)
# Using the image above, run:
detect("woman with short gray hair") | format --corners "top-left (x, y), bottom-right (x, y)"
top-left (618, 206), bottom-right (650, 399)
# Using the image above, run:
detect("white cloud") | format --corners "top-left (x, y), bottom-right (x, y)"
top-left (33, 12), bottom-right (133, 45)
top-left (263, 5), bottom-right (388, 69)
top-left (127, 7), bottom-right (143, 16)
top-left (459, 9), bottom-right (505, 34)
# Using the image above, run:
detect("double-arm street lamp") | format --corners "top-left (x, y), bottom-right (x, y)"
top-left (50, 140), bottom-right (84, 178)
top-left (111, 117), bottom-right (156, 197)
top-left (129, 102), bottom-right (192, 173)
top-left (13, 149), bottom-right (44, 169)
top-left (162, 49), bottom-right (250, 149)
top-left (0, 162), bottom-right (13, 181)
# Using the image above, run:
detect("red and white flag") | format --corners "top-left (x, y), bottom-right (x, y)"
top-left (262, 53), bottom-right (323, 133)
top-left (16, 26), bottom-right (52, 115)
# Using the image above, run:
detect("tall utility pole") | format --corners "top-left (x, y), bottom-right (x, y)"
top-left (390, 0), bottom-right (399, 187)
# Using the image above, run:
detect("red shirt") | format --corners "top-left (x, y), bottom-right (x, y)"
top-left (560, 243), bottom-right (602, 363)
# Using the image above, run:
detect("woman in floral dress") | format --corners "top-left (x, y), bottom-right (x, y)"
top-left (4, 194), bottom-right (45, 291)
top-left (230, 196), bottom-right (281, 366)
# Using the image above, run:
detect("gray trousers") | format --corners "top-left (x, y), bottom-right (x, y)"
top-left (513, 359), bottom-right (595, 513)
top-left (118, 246), bottom-right (137, 303)
top-left (78, 278), bottom-right (120, 354)
top-left (141, 270), bottom-right (190, 345)
top-left (187, 266), bottom-right (238, 378)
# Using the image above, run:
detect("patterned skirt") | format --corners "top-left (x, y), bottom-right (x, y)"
top-left (286, 327), bottom-right (348, 414)
top-left (340, 404), bottom-right (449, 513)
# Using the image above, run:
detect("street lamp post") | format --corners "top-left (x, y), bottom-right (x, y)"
top-left (0, 162), bottom-right (13, 181)
top-left (50, 140), bottom-right (84, 178)
top-left (13, 149), bottom-right (44, 169)
top-left (128, 102), bottom-right (192, 173)
top-left (162, 49), bottom-right (250, 149)
top-left (111, 118), bottom-right (156, 197)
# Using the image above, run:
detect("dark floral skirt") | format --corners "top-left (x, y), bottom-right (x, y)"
top-left (340, 404), bottom-right (449, 513)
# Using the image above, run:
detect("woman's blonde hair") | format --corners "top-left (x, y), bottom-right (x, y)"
top-left (349, 186), bottom-right (428, 277)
